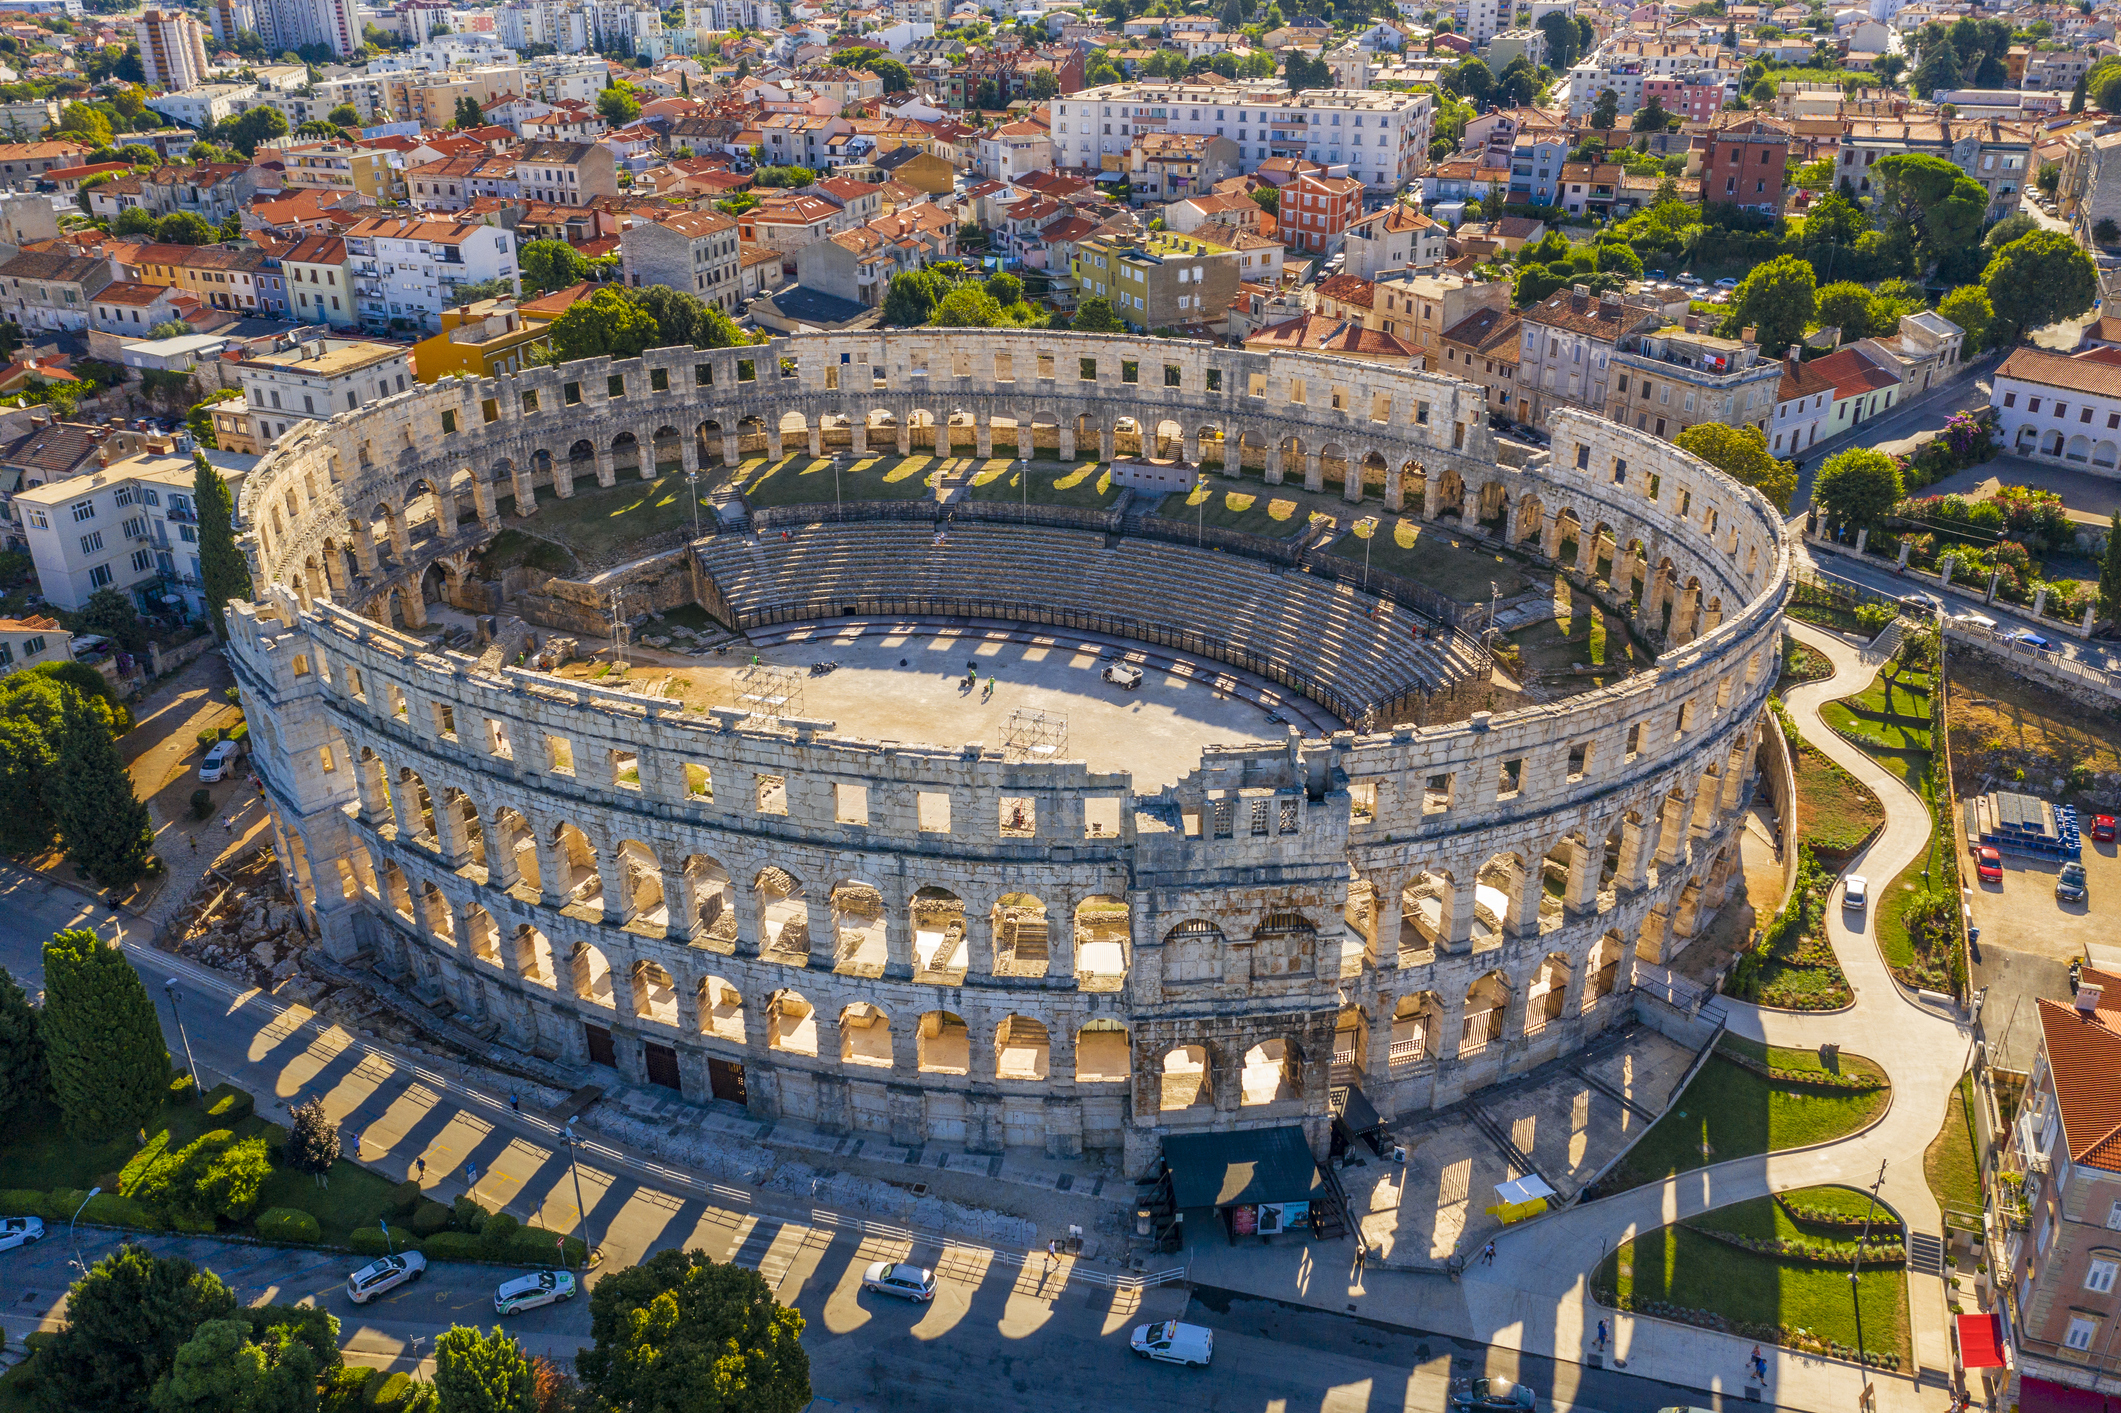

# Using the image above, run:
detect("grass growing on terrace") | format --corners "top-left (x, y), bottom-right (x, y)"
top-left (1925, 1073), bottom-right (1983, 1216)
top-left (739, 453), bottom-right (940, 508)
top-left (966, 458), bottom-right (1122, 507)
top-left (498, 471), bottom-right (714, 563)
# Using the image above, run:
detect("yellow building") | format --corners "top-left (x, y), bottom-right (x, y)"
top-left (278, 141), bottom-right (402, 203)
top-left (411, 298), bottom-right (550, 382)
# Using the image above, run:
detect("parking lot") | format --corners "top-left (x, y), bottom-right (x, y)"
top-left (1965, 822), bottom-right (2119, 1066)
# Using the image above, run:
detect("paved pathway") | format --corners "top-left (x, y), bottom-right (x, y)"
top-left (1460, 619), bottom-right (1966, 1412)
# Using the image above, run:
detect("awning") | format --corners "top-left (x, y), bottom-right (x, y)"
top-left (2022, 1378), bottom-right (2111, 1413)
top-left (1495, 1175), bottom-right (1557, 1205)
top-left (1330, 1083), bottom-right (1382, 1135)
top-left (1162, 1126), bottom-right (1326, 1210)
top-left (1957, 1312), bottom-right (2006, 1370)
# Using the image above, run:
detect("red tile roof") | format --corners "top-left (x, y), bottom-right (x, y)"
top-left (1245, 314), bottom-right (1413, 358)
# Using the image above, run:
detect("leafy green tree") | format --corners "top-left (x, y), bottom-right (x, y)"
top-left (1813, 447), bottom-right (1904, 531)
top-left (0, 966), bottom-right (44, 1113)
top-left (1590, 87), bottom-right (1618, 129)
top-left (1535, 9), bottom-right (1578, 69)
top-left (328, 103), bottom-right (360, 126)
top-left (1445, 56), bottom-right (1494, 105)
top-left (1983, 229), bottom-right (2098, 344)
top-left (154, 211), bottom-right (217, 245)
top-left (548, 286), bottom-right (659, 362)
top-left (1721, 254), bottom-right (1815, 355)
top-left (1674, 423), bottom-right (1796, 511)
top-left (1592, 242), bottom-right (1641, 277)
top-left (597, 85), bottom-right (642, 125)
top-left (1496, 54), bottom-right (1537, 105)
top-left (195, 451), bottom-right (246, 637)
top-left (577, 1250), bottom-right (809, 1413)
top-left (0, 674), bottom-right (63, 853)
top-left (284, 1094), bottom-right (337, 1178)
top-left (80, 585), bottom-right (148, 652)
top-left (222, 104), bottom-right (287, 155)
top-left (1911, 38), bottom-right (1960, 96)
top-left (2073, 72), bottom-right (2088, 113)
top-left (863, 55), bottom-right (912, 92)
top-left (43, 923), bottom-right (162, 1137)
top-left (1873, 51), bottom-right (1906, 89)
top-left (48, 695), bottom-right (153, 888)
top-left (1071, 295), bottom-right (1121, 333)
top-left (929, 286), bottom-right (1001, 326)
top-left (1938, 285), bottom-right (1992, 352)
top-left (984, 271), bottom-right (1023, 305)
top-left (114, 205), bottom-right (158, 237)
top-left (880, 268), bottom-right (949, 325)
top-left (2101, 510), bottom-right (2121, 624)
top-left (519, 239), bottom-right (590, 295)
top-left (150, 1315), bottom-right (327, 1413)
top-left (1982, 211), bottom-right (2038, 249)
top-left (1872, 152), bottom-right (1986, 260)
top-left (1283, 50), bottom-right (1331, 91)
top-left (1631, 93), bottom-right (1667, 132)
top-left (33, 1243), bottom-right (236, 1413)
top-left (433, 1326), bottom-right (537, 1413)
top-left (54, 102), bottom-right (113, 148)
top-left (1814, 280), bottom-right (1875, 340)
top-left (454, 95), bottom-right (483, 128)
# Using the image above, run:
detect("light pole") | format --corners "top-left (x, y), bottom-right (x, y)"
top-left (685, 467), bottom-right (701, 543)
top-left (831, 453), bottom-right (842, 512)
top-left (1356, 515), bottom-right (1378, 588)
top-left (562, 1122), bottom-right (598, 1273)
top-left (1019, 457), bottom-right (1027, 510)
top-left (1195, 474), bottom-right (1208, 546)
top-left (69, 1186), bottom-right (100, 1274)
top-left (163, 980), bottom-right (200, 1105)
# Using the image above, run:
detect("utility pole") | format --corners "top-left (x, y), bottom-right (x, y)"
top-left (608, 587), bottom-right (628, 672)
top-left (1849, 1157), bottom-right (1888, 1409)
top-left (163, 980), bottom-right (201, 1105)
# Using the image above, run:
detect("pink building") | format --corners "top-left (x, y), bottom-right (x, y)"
top-left (1642, 76), bottom-right (1724, 122)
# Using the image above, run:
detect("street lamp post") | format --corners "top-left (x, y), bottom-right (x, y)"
top-left (1019, 457), bottom-right (1027, 511)
top-left (1356, 516), bottom-right (1378, 589)
top-left (69, 1186), bottom-right (101, 1274)
top-left (163, 980), bottom-right (201, 1106)
top-left (1196, 474), bottom-right (1208, 546)
top-left (685, 467), bottom-right (701, 543)
top-left (832, 454), bottom-right (842, 512)
top-left (562, 1122), bottom-right (597, 1273)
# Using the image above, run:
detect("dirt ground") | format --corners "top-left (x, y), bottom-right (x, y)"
top-left (1673, 800), bottom-right (1786, 989)
top-left (1947, 652), bottom-right (2121, 809)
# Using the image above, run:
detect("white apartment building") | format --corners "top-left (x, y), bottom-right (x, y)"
top-left (134, 10), bottom-right (209, 93)
top-left (1459, 0), bottom-right (1503, 44)
top-left (14, 447), bottom-right (255, 617)
top-left (147, 84), bottom-right (256, 130)
top-left (1564, 40), bottom-right (1732, 117)
top-left (341, 215), bottom-right (520, 334)
top-left (1991, 347), bottom-right (2121, 471)
top-left (239, 338), bottom-right (412, 449)
top-left (0, 615), bottom-right (69, 678)
top-left (498, 0), bottom-right (594, 53)
top-left (522, 54), bottom-right (612, 103)
top-left (1050, 81), bottom-right (1435, 193)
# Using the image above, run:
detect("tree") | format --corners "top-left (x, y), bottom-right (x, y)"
top-left (454, 95), bottom-right (484, 129)
top-left (577, 1250), bottom-right (809, 1413)
top-left (154, 211), bottom-right (217, 246)
top-left (1722, 253), bottom-right (1815, 355)
top-left (547, 287), bottom-right (659, 363)
top-left (0, 966), bottom-right (43, 1113)
top-left (53, 102), bottom-right (113, 149)
top-left (1938, 284), bottom-right (1993, 352)
top-left (0, 674), bottom-right (63, 854)
top-left (150, 1314), bottom-right (329, 1413)
top-left (1911, 39), bottom-right (1960, 97)
top-left (1025, 67), bottom-right (1057, 100)
top-left (328, 102), bottom-right (360, 126)
top-left (1535, 9), bottom-right (1579, 70)
top-left (1221, 0), bottom-right (1245, 24)
top-left (519, 239), bottom-right (590, 296)
top-left (283, 1094), bottom-right (337, 1178)
top-left (1812, 447), bottom-right (1904, 531)
top-left (634, 284), bottom-right (705, 347)
top-left (1674, 423), bottom-right (1796, 511)
top-left (1814, 280), bottom-right (1876, 340)
top-left (47, 693), bottom-right (154, 888)
top-left (80, 586), bottom-right (148, 653)
top-left (1873, 51), bottom-right (1906, 89)
top-left (433, 1326), bottom-right (538, 1413)
top-left (1631, 94), bottom-right (1667, 133)
top-left (597, 85), bottom-right (641, 125)
top-left (1593, 242), bottom-right (1641, 277)
top-left (1983, 229), bottom-right (2098, 345)
top-left (33, 1244), bottom-right (237, 1413)
top-left (1590, 88), bottom-right (1618, 129)
top-left (929, 286), bottom-right (1002, 326)
top-left (195, 452), bottom-right (246, 638)
top-left (114, 205), bottom-right (158, 237)
top-left (983, 271), bottom-right (1023, 305)
top-left (222, 104), bottom-right (287, 156)
top-left (1801, 190), bottom-right (1865, 249)
top-left (2073, 72), bottom-right (2088, 113)
top-left (1872, 152), bottom-right (1985, 259)
top-left (2099, 218), bottom-right (2121, 246)
top-left (1071, 295), bottom-right (1121, 333)
top-left (2102, 510), bottom-right (2121, 625)
top-left (1982, 211), bottom-right (2038, 249)
top-left (880, 268), bottom-right (948, 326)
top-left (1445, 56), bottom-right (1494, 106)
top-left (1495, 55), bottom-right (1537, 106)
top-left (1250, 184), bottom-right (1279, 215)
top-left (1283, 51), bottom-right (1331, 91)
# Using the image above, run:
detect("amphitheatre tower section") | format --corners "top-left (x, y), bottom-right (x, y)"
top-left (223, 329), bottom-right (1790, 1172)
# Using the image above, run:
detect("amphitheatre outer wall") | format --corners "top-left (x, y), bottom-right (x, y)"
top-left (222, 329), bottom-right (1788, 1174)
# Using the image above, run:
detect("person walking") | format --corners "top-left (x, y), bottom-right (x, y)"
top-left (1481, 1240), bottom-right (1496, 1266)
top-left (1750, 1346), bottom-right (1767, 1382)
top-left (415, 1156), bottom-right (426, 1181)
top-left (1595, 1319), bottom-right (1608, 1352)
top-left (509, 1092), bottom-right (520, 1113)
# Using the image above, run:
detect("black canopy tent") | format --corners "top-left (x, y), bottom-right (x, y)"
top-left (1329, 1082), bottom-right (1387, 1156)
top-left (1160, 1126), bottom-right (1335, 1243)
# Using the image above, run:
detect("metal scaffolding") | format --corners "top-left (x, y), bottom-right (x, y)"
top-left (1003, 706), bottom-right (1068, 761)
top-left (735, 661), bottom-right (805, 724)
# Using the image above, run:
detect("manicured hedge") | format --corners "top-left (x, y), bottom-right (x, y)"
top-left (0, 1189), bottom-right (51, 1219)
top-left (363, 1370), bottom-right (425, 1411)
top-left (255, 1207), bottom-right (322, 1244)
top-left (81, 1193), bottom-right (156, 1228)
top-left (347, 1225), bottom-right (416, 1257)
top-left (204, 1084), bottom-right (254, 1123)
top-left (388, 1179), bottom-right (421, 1217)
top-left (408, 1199), bottom-right (453, 1237)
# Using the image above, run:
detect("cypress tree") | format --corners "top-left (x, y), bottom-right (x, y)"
top-left (42, 927), bottom-right (166, 1141)
top-left (0, 965), bottom-right (45, 1113)
top-left (48, 693), bottom-right (154, 888)
top-left (193, 452), bottom-right (248, 640)
top-left (2102, 511), bottom-right (2121, 625)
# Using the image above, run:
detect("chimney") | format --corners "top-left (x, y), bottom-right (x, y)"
top-left (1573, 283), bottom-right (1590, 298)
top-left (1740, 326), bottom-right (1756, 345)
top-left (1788, 344), bottom-right (1802, 363)
top-left (2079, 982), bottom-right (2104, 1015)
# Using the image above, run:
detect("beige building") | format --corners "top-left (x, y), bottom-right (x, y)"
top-left (1514, 285), bottom-right (1662, 428)
top-left (240, 338), bottom-right (412, 448)
top-left (513, 141), bottom-right (618, 207)
top-left (134, 9), bottom-right (209, 92)
top-left (1371, 269), bottom-right (1511, 368)
top-left (1606, 325), bottom-right (1784, 441)
top-left (1439, 306), bottom-right (1522, 418)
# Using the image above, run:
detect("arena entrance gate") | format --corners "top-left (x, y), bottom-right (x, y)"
top-left (584, 1024), bottom-right (616, 1067)
top-left (644, 1042), bottom-right (682, 1091)
top-left (709, 1058), bottom-right (748, 1104)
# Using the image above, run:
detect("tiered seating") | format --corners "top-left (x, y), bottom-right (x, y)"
top-left (695, 522), bottom-right (1483, 710)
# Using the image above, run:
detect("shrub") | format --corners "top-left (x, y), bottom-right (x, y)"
top-left (203, 1083), bottom-right (253, 1123)
top-left (81, 1192), bottom-right (157, 1229)
top-left (388, 1179), bottom-right (421, 1217)
top-left (363, 1370), bottom-right (429, 1411)
top-left (0, 1188), bottom-right (51, 1218)
top-left (347, 1225), bottom-right (416, 1257)
top-left (510, 1228), bottom-right (586, 1267)
top-left (189, 788), bottom-right (213, 819)
top-left (254, 1207), bottom-right (322, 1244)
top-left (196, 727), bottom-right (220, 751)
top-left (481, 1211), bottom-right (520, 1251)
top-left (452, 1195), bottom-right (490, 1233)
top-left (228, 721), bottom-right (248, 744)
top-left (168, 1073), bottom-right (196, 1102)
top-left (261, 1121), bottom-right (289, 1154)
top-left (1854, 602), bottom-right (1896, 633)
top-left (319, 1364), bottom-right (377, 1412)
top-left (409, 1198), bottom-right (454, 1237)
top-left (415, 1230), bottom-right (486, 1262)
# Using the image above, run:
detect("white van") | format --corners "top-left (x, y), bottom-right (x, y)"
top-left (1130, 1320), bottom-right (1213, 1366)
top-left (1101, 663), bottom-right (1144, 690)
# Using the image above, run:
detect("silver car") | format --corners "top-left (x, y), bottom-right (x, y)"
top-left (495, 1268), bottom-right (577, 1315)
top-left (0, 1216), bottom-right (43, 1252)
top-left (861, 1261), bottom-right (936, 1303)
top-left (346, 1251), bottom-right (426, 1304)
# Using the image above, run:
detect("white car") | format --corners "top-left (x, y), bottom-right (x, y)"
top-left (494, 1268), bottom-right (576, 1315)
top-left (346, 1251), bottom-right (426, 1304)
top-left (1714, 276), bottom-right (1739, 288)
top-left (199, 739), bottom-right (244, 782)
top-left (0, 1216), bottom-right (43, 1252)
top-left (1843, 875), bottom-right (1868, 913)
top-left (1131, 1319), bottom-right (1215, 1366)
top-left (861, 1261), bottom-right (936, 1302)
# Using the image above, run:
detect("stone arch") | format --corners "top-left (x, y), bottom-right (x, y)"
top-left (1195, 422), bottom-right (1226, 468)
top-left (697, 418), bottom-right (726, 464)
top-left (1240, 1037), bottom-right (1299, 1105)
top-left (915, 1009), bottom-right (967, 1073)
top-left (420, 879), bottom-right (453, 944)
top-left (1076, 1018), bottom-right (1129, 1082)
top-left (610, 430), bottom-right (641, 477)
top-left (609, 838), bottom-right (664, 924)
top-left (651, 424), bottom-right (684, 474)
top-left (993, 891), bottom-right (1048, 977)
top-left (754, 865), bottom-right (809, 964)
top-left (840, 1001), bottom-right (893, 1067)
top-left (1432, 465), bottom-right (1465, 518)
top-left (552, 821), bottom-right (602, 909)
top-left (1358, 449), bottom-right (1390, 499)
top-left (1585, 930), bottom-right (1626, 1007)
top-left (829, 877), bottom-right (888, 975)
top-left (570, 942), bottom-right (615, 1009)
top-left (1074, 895), bottom-right (1130, 989)
top-left (1162, 917), bottom-right (1226, 985)
top-left (1318, 440), bottom-right (1349, 494)
top-left (1461, 969), bottom-right (1511, 1054)
top-left (1251, 910), bottom-right (1318, 977)
top-left (1333, 1003), bottom-right (1367, 1079)
top-left (493, 808), bottom-right (539, 893)
top-left (464, 903), bottom-right (500, 965)
top-left (1392, 991), bottom-right (1442, 1064)
top-left (685, 854), bottom-right (736, 944)
top-left (698, 974), bottom-right (745, 1042)
top-left (996, 1015), bottom-right (1050, 1080)
top-left (1159, 1042), bottom-right (1212, 1111)
top-left (513, 924), bottom-right (556, 987)
top-left (1525, 952), bottom-right (1572, 1033)
top-left (908, 885), bottom-right (967, 978)
top-left (765, 988), bottom-right (817, 1054)
top-left (1152, 417), bottom-right (1184, 460)
top-left (631, 959), bottom-right (678, 1025)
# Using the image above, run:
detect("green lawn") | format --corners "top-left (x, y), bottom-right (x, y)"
top-left (1317, 518), bottom-right (1537, 601)
top-left (1779, 634), bottom-right (1835, 692)
top-left (740, 453), bottom-right (939, 508)
top-left (508, 471), bottom-right (718, 562)
top-left (1595, 1037), bottom-right (1889, 1195)
top-left (1497, 576), bottom-right (1636, 692)
top-left (474, 528), bottom-right (578, 578)
top-left (1925, 1073), bottom-right (1983, 1218)
top-left (1820, 666), bottom-right (1933, 755)
top-left (1789, 599), bottom-right (1868, 635)
top-left (1793, 743), bottom-right (1885, 855)
top-left (1599, 1192), bottom-right (1910, 1362)
top-left (966, 458), bottom-right (1122, 507)
top-left (1154, 478), bottom-right (1326, 539)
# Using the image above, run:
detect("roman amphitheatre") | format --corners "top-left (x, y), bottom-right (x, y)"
top-left (221, 328), bottom-right (1788, 1176)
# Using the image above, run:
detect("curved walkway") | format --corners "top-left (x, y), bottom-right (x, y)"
top-left (1461, 618), bottom-right (1967, 1413)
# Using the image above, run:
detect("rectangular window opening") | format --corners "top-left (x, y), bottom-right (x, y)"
top-left (544, 735), bottom-right (575, 774)
top-left (756, 773), bottom-right (788, 815)
top-left (917, 790), bottom-right (952, 833)
top-left (1000, 795), bottom-right (1036, 837)
top-left (1085, 796), bottom-right (1121, 838)
top-left (684, 762), bottom-right (712, 799)
top-left (834, 781), bottom-right (868, 825)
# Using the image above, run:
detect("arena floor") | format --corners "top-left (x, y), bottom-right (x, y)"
top-left (621, 619), bottom-right (1337, 788)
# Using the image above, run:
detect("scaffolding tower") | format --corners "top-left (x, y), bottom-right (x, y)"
top-left (735, 661), bottom-right (805, 725)
top-left (1003, 706), bottom-right (1068, 761)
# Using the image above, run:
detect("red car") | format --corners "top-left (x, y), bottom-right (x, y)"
top-left (2096, 816), bottom-right (2116, 844)
top-left (1977, 846), bottom-right (2003, 883)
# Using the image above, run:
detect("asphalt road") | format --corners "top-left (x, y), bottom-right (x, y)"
top-left (0, 861), bottom-right (1787, 1413)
